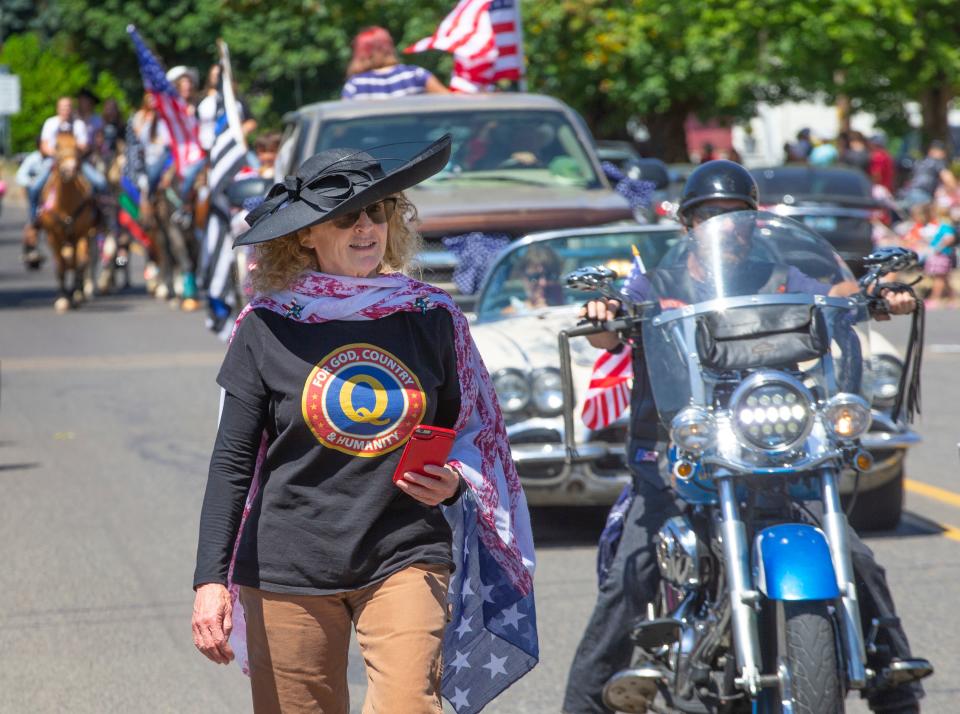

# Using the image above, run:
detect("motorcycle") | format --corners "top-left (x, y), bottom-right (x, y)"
top-left (559, 211), bottom-right (931, 713)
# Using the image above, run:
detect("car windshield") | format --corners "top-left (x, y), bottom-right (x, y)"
top-left (475, 228), bottom-right (683, 320)
top-left (315, 110), bottom-right (602, 189)
top-left (753, 168), bottom-right (872, 199)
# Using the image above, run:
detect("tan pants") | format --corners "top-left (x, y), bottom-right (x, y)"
top-left (239, 563), bottom-right (450, 714)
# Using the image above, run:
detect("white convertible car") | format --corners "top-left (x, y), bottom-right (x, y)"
top-left (469, 225), bottom-right (919, 530)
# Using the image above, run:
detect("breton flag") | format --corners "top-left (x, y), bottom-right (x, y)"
top-left (202, 39), bottom-right (251, 337)
top-left (127, 25), bottom-right (204, 178)
top-left (405, 0), bottom-right (525, 93)
top-left (581, 347), bottom-right (633, 431)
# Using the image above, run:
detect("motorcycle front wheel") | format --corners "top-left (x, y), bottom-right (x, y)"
top-left (761, 600), bottom-right (845, 714)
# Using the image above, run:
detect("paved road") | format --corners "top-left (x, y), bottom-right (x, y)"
top-left (1, 200), bottom-right (958, 713)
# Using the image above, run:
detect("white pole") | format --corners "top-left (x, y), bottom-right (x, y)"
top-left (514, 0), bottom-right (528, 92)
top-left (217, 39), bottom-right (246, 151)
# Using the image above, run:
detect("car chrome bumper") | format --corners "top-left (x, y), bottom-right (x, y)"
top-left (509, 420), bottom-right (919, 506)
top-left (512, 442), bottom-right (630, 506)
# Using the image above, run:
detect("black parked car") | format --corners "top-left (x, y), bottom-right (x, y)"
top-left (751, 166), bottom-right (885, 275)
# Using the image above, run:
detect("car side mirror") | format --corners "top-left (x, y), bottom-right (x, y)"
top-left (224, 177), bottom-right (272, 210)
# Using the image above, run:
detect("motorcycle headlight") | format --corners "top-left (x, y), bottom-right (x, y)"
top-left (531, 368), bottom-right (564, 417)
top-left (670, 407), bottom-right (716, 454)
top-left (731, 372), bottom-right (814, 452)
top-left (824, 393), bottom-right (872, 440)
top-left (870, 355), bottom-right (902, 409)
top-left (493, 368), bottom-right (530, 414)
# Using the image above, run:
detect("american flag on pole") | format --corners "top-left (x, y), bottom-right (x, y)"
top-left (581, 347), bottom-right (633, 431)
top-left (405, 0), bottom-right (526, 93)
top-left (127, 25), bottom-right (204, 178)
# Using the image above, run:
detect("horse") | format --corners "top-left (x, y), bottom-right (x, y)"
top-left (146, 162), bottom-right (206, 310)
top-left (37, 133), bottom-right (100, 312)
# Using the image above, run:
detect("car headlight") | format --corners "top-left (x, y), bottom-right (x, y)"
top-left (824, 393), bottom-right (872, 440)
top-left (870, 355), bottom-right (902, 409)
top-left (731, 371), bottom-right (814, 452)
top-left (670, 407), bottom-right (716, 454)
top-left (531, 368), bottom-right (564, 417)
top-left (493, 368), bottom-right (530, 414)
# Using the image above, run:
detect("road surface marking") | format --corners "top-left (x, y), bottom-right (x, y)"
top-left (1, 351), bottom-right (224, 372)
top-left (905, 479), bottom-right (960, 510)
top-left (929, 344), bottom-right (960, 354)
top-left (939, 524), bottom-right (960, 543)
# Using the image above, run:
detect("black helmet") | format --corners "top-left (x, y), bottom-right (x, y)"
top-left (678, 160), bottom-right (758, 225)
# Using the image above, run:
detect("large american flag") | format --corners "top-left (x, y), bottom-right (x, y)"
top-left (127, 25), bottom-right (204, 178)
top-left (581, 347), bottom-right (633, 431)
top-left (442, 489), bottom-right (538, 713)
top-left (405, 0), bottom-right (525, 93)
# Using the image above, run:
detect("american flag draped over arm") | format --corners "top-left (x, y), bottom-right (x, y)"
top-left (405, 0), bottom-right (525, 93)
top-left (126, 25), bottom-right (204, 178)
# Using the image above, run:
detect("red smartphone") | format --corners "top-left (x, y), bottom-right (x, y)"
top-left (392, 425), bottom-right (457, 484)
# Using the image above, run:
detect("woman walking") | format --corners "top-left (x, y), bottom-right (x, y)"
top-left (192, 135), bottom-right (537, 713)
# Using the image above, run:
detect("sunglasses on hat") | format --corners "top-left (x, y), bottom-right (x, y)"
top-left (329, 197), bottom-right (398, 230)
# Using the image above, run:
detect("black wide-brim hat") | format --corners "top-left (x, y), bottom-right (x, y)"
top-left (235, 134), bottom-right (452, 247)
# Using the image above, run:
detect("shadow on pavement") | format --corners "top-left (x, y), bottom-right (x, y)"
top-left (862, 510), bottom-right (948, 539)
top-left (0, 462), bottom-right (40, 473)
top-left (0, 285), bottom-right (144, 310)
top-left (529, 505), bottom-right (609, 547)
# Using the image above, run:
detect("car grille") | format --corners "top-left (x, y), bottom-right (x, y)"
top-left (510, 428), bottom-right (563, 445)
top-left (588, 425), bottom-right (628, 477)
top-left (516, 462), bottom-right (566, 480)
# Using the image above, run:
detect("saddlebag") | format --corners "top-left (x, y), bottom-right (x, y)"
top-left (695, 304), bottom-right (828, 371)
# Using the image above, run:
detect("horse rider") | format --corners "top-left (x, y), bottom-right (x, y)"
top-left (17, 137), bottom-right (46, 268)
top-left (29, 96), bottom-right (108, 225)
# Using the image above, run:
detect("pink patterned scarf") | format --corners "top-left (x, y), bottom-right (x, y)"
top-left (224, 271), bottom-right (538, 712)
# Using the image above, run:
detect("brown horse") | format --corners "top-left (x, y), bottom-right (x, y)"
top-left (146, 163), bottom-right (205, 310)
top-left (37, 133), bottom-right (100, 312)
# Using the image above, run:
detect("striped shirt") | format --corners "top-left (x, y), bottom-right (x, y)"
top-left (341, 64), bottom-right (433, 100)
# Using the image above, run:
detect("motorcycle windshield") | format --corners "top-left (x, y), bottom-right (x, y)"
top-left (639, 211), bottom-right (874, 426)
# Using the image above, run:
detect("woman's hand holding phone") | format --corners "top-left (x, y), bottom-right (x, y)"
top-left (395, 463), bottom-right (461, 506)
top-left (393, 425), bottom-right (459, 506)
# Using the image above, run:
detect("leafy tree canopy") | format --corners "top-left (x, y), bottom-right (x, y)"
top-left (0, 32), bottom-right (129, 152)
top-left (2, 0), bottom-right (959, 158)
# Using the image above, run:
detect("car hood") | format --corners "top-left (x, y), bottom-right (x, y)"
top-left (410, 183), bottom-right (633, 237)
top-left (471, 306), bottom-right (606, 422)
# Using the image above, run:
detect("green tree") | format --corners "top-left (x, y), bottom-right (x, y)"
top-left (523, 0), bottom-right (777, 161)
top-left (52, 0), bottom-right (454, 130)
top-left (0, 32), bottom-right (129, 153)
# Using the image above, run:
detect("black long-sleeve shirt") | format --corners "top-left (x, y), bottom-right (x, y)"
top-left (193, 307), bottom-right (462, 594)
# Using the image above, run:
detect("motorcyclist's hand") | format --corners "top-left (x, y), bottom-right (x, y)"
top-left (877, 288), bottom-right (917, 321)
top-left (579, 298), bottom-right (622, 351)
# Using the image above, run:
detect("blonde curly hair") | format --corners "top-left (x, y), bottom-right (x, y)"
top-left (249, 192), bottom-right (421, 293)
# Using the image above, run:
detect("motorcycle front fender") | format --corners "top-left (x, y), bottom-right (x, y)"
top-left (752, 524), bottom-right (841, 601)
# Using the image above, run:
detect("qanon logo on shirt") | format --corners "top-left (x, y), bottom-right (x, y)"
top-left (302, 343), bottom-right (426, 457)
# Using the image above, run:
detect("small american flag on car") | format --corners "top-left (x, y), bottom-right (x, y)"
top-left (581, 347), bottom-right (633, 431)
top-left (405, 0), bottom-right (525, 93)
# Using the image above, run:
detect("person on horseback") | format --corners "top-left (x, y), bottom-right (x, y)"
top-left (16, 137), bottom-right (46, 268)
top-left (29, 96), bottom-right (108, 224)
top-left (76, 87), bottom-right (103, 138)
